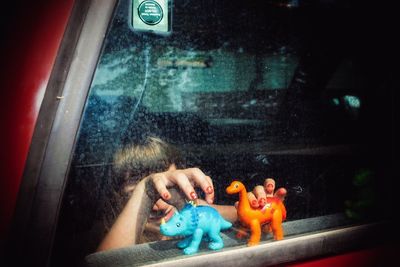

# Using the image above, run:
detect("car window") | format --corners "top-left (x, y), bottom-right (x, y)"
top-left (51, 0), bottom-right (393, 266)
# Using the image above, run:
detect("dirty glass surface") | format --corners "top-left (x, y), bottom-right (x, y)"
top-left (51, 0), bottom-right (393, 266)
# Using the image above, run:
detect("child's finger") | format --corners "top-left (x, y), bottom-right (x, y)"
top-left (274, 187), bottom-right (287, 201)
top-left (183, 168), bottom-right (214, 200)
top-left (253, 185), bottom-right (267, 207)
top-left (264, 178), bottom-right (276, 197)
top-left (153, 199), bottom-right (172, 211)
top-left (151, 173), bottom-right (172, 201)
top-left (247, 192), bottom-right (259, 208)
top-left (204, 175), bottom-right (215, 204)
top-left (170, 171), bottom-right (198, 200)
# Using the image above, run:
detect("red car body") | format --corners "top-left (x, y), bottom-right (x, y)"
top-left (0, 0), bottom-right (75, 245)
top-left (0, 1), bottom-right (394, 266)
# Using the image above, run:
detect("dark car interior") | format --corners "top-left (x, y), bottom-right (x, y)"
top-left (39, 0), bottom-right (395, 266)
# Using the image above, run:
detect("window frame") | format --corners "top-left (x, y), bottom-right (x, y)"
top-left (9, 0), bottom-right (394, 266)
top-left (9, 0), bottom-right (118, 266)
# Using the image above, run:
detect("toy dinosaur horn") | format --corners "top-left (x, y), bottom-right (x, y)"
top-left (161, 218), bottom-right (166, 225)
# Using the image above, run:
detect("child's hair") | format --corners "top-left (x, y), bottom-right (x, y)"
top-left (103, 136), bottom-right (182, 242)
top-left (113, 136), bottom-right (182, 190)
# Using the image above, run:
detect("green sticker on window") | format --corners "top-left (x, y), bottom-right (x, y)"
top-left (138, 0), bottom-right (164, 25)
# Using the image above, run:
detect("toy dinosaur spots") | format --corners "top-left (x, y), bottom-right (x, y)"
top-left (159, 203), bottom-right (232, 255)
top-left (226, 181), bottom-right (286, 246)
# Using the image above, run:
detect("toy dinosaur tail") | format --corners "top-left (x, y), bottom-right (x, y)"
top-left (220, 218), bottom-right (232, 230)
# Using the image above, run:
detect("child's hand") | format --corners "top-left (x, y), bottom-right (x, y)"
top-left (264, 178), bottom-right (287, 201)
top-left (148, 167), bottom-right (215, 205)
top-left (251, 178), bottom-right (286, 208)
top-left (235, 178), bottom-right (287, 209)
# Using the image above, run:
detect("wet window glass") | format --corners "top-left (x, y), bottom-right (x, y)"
top-left (51, 0), bottom-right (393, 266)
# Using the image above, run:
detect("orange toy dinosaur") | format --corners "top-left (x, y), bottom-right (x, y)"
top-left (226, 180), bottom-right (286, 246)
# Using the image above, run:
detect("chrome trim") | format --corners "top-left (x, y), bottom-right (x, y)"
top-left (149, 223), bottom-right (383, 267)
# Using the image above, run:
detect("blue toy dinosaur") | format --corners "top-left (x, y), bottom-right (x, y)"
top-left (159, 203), bottom-right (232, 255)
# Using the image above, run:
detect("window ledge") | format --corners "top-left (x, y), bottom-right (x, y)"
top-left (85, 214), bottom-right (393, 267)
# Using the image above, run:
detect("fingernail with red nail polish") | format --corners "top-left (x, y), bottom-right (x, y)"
top-left (190, 191), bottom-right (198, 200)
top-left (206, 186), bottom-right (213, 194)
top-left (163, 192), bottom-right (170, 200)
top-left (251, 200), bottom-right (258, 207)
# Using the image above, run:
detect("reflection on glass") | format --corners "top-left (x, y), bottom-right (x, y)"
top-left (51, 1), bottom-right (393, 266)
